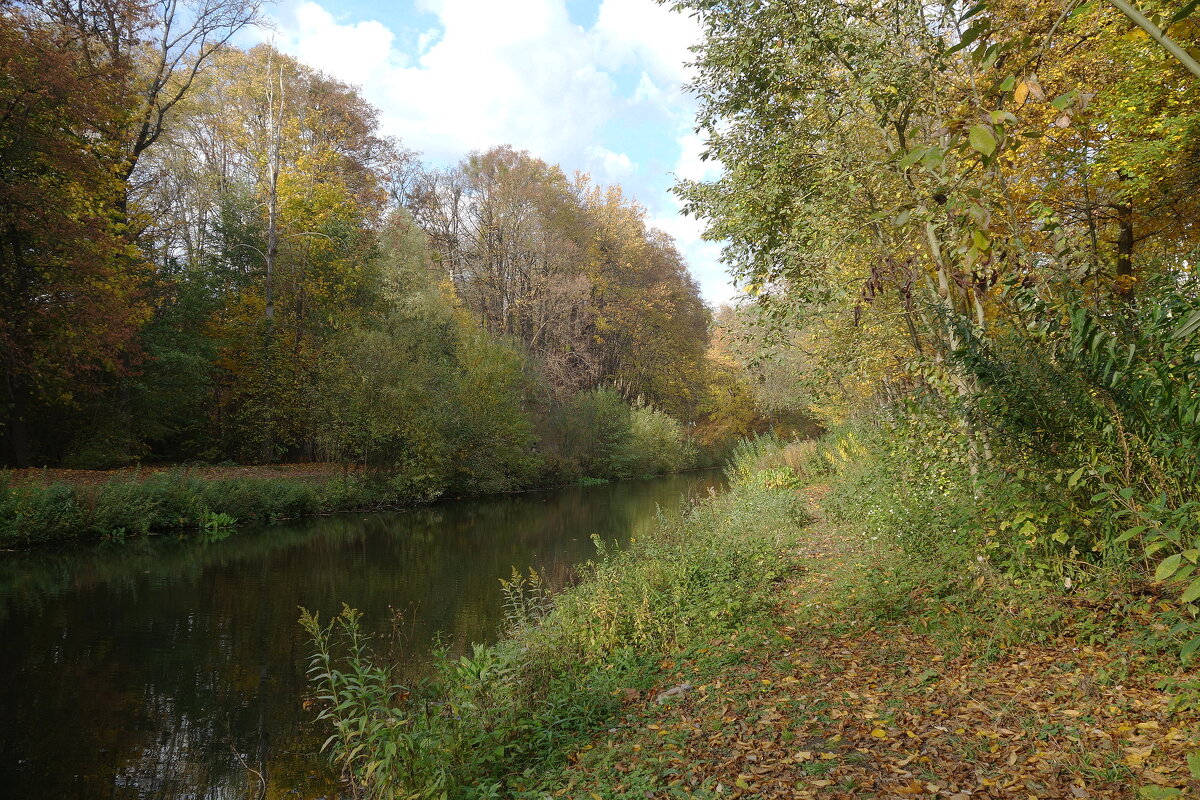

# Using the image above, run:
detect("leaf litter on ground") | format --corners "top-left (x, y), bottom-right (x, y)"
top-left (531, 486), bottom-right (1200, 799)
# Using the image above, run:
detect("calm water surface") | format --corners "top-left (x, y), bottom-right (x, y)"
top-left (0, 470), bottom-right (725, 799)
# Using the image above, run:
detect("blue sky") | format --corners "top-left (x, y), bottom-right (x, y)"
top-left (250, 0), bottom-right (732, 304)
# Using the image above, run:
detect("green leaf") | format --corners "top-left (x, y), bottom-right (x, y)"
top-left (959, 2), bottom-right (988, 21)
top-left (1050, 93), bottom-right (1075, 111)
top-left (1187, 750), bottom-right (1200, 779)
top-left (1181, 577), bottom-right (1200, 604)
top-left (1067, 466), bottom-right (1085, 488)
top-left (899, 148), bottom-right (926, 169)
top-left (1156, 553), bottom-right (1183, 582)
top-left (1115, 525), bottom-right (1146, 544)
top-left (969, 124), bottom-right (997, 156)
top-left (945, 21), bottom-right (989, 55)
top-left (1147, 540), bottom-right (1172, 557)
top-left (1172, 309), bottom-right (1200, 340)
top-left (1138, 788), bottom-right (1183, 799)
top-left (999, 75), bottom-right (1017, 91)
top-left (1171, 0), bottom-right (1200, 23)
top-left (1184, 636), bottom-right (1200, 662)
top-left (1069, 0), bottom-right (1096, 17)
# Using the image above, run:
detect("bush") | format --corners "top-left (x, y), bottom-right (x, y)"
top-left (303, 483), bottom-right (807, 797)
top-left (725, 432), bottom-right (830, 487)
top-left (0, 482), bottom-right (85, 546)
top-left (627, 403), bottom-right (696, 476)
top-left (542, 389), bottom-right (700, 482)
top-left (543, 388), bottom-right (636, 480)
top-left (144, 471), bottom-right (211, 529)
top-left (91, 479), bottom-right (159, 537)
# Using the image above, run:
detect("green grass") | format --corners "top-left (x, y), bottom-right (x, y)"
top-left (302, 483), bottom-right (813, 799)
top-left (0, 471), bottom-right (429, 548)
top-left (303, 426), bottom-right (1200, 798)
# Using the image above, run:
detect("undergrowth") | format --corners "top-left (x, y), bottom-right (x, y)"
top-left (0, 470), bottom-right (443, 547)
top-left (304, 419), bottom-right (1200, 798)
top-left (302, 482), bottom-right (811, 798)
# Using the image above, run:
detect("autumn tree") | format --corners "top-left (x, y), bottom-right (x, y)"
top-left (0, 5), bottom-right (147, 465)
top-left (408, 147), bottom-right (713, 416)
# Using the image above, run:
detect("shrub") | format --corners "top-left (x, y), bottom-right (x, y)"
top-left (91, 479), bottom-right (160, 537)
top-left (304, 483), bottom-right (807, 797)
top-left (143, 471), bottom-right (210, 529)
top-left (0, 483), bottom-right (85, 546)
top-left (542, 389), bottom-right (699, 482)
top-left (627, 403), bottom-right (696, 476)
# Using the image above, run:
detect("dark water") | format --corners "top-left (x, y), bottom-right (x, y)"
top-left (0, 470), bottom-right (725, 799)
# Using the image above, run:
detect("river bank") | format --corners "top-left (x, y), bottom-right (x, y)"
top-left (310, 434), bottom-right (1200, 798)
top-left (0, 470), bottom-right (727, 798)
top-left (0, 458), bottom-right (724, 549)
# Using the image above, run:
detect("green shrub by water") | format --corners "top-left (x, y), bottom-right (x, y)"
top-left (0, 471), bottom-right (439, 548)
top-left (540, 389), bottom-right (698, 483)
top-left (302, 482), bottom-right (808, 798)
top-left (1, 386), bottom-right (707, 549)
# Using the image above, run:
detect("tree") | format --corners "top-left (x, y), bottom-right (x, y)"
top-left (0, 5), bottom-right (148, 465)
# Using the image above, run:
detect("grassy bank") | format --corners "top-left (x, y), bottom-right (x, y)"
top-left (0, 459), bottom-right (724, 549)
top-left (1, 384), bottom-right (731, 549)
top-left (306, 430), bottom-right (1200, 799)
top-left (0, 469), bottom-right (421, 547)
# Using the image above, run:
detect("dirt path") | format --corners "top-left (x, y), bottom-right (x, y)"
top-left (552, 488), bottom-right (1200, 799)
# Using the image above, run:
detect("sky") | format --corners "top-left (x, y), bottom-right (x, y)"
top-left (248, 0), bottom-right (734, 304)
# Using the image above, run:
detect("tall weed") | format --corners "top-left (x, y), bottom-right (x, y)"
top-left (303, 483), bottom-right (807, 797)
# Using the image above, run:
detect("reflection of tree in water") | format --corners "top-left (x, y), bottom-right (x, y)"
top-left (0, 471), bottom-right (725, 799)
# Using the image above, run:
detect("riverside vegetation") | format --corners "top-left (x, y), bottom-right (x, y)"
top-left (304, 428), bottom-right (1200, 799)
top-left (0, 391), bottom-right (706, 547)
top-left (303, 0), bottom-right (1200, 796)
top-left (0, 0), bottom-right (817, 546)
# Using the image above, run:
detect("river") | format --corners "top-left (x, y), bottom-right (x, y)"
top-left (0, 469), bottom-right (726, 799)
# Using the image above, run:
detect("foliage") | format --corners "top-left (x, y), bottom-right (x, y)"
top-left (304, 481), bottom-right (805, 797)
top-left (539, 389), bottom-right (699, 482)
top-left (446, 327), bottom-right (540, 494)
top-left (300, 606), bottom-right (416, 799)
top-left (0, 20), bottom-right (748, 490)
top-left (0, 470), bottom-right (457, 548)
top-left (0, 5), bottom-right (148, 466)
top-left (670, 0), bottom-right (1200, 666)
top-left (627, 403), bottom-right (698, 477)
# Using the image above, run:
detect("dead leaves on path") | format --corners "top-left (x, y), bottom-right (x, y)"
top-left (549, 510), bottom-right (1200, 799)
top-left (584, 626), bottom-right (1198, 799)
top-left (701, 629), bottom-right (1195, 797)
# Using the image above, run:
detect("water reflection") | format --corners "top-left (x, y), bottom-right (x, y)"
top-left (0, 470), bottom-right (725, 799)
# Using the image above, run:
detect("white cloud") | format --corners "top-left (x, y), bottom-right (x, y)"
top-left (262, 0), bottom-right (731, 303)
top-left (672, 131), bottom-right (722, 183)
top-left (286, 3), bottom-right (401, 87)
top-left (586, 145), bottom-right (636, 182)
top-left (593, 0), bottom-right (700, 85)
top-left (271, 0), bottom-right (615, 164)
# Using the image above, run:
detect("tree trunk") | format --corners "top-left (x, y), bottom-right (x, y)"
top-left (1116, 197), bottom-right (1134, 302)
top-left (4, 369), bottom-right (32, 467)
